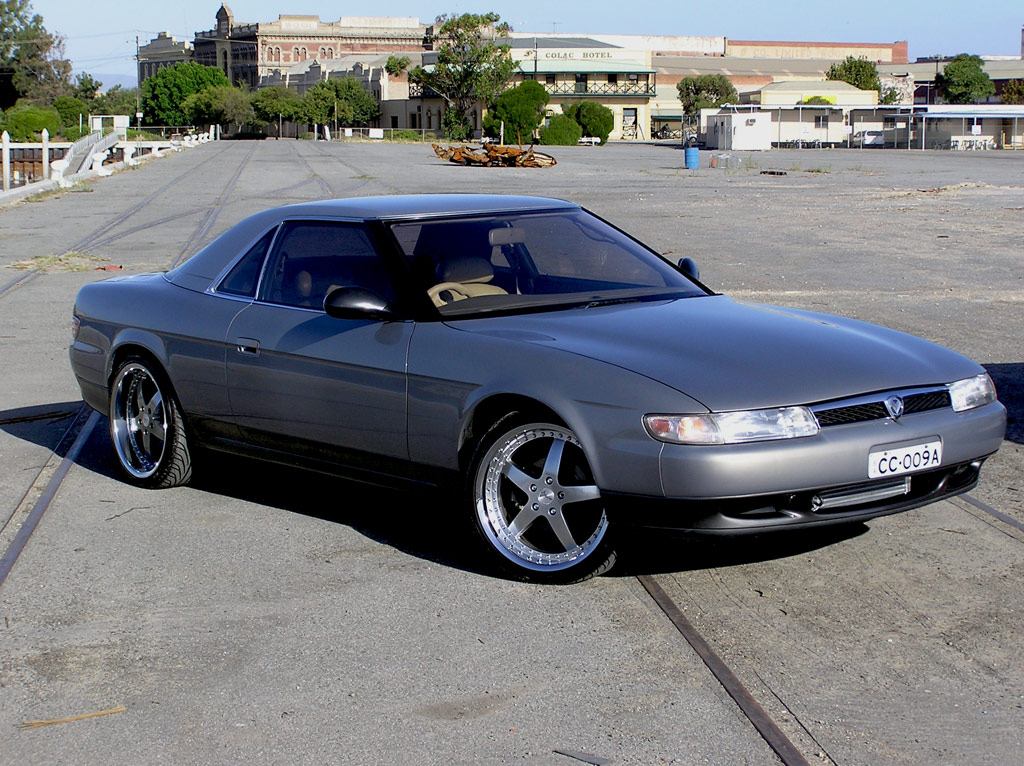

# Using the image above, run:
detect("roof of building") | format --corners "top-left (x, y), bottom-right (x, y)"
top-left (880, 59), bottom-right (1024, 81)
top-left (655, 55), bottom-right (831, 78)
top-left (507, 37), bottom-right (617, 49)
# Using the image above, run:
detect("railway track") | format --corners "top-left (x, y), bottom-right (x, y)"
top-left (0, 141), bottom-right (258, 588)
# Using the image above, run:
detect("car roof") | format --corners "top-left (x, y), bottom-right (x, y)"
top-left (276, 194), bottom-right (579, 220)
top-left (167, 194), bottom-right (580, 289)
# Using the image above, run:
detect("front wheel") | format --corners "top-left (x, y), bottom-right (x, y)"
top-left (109, 357), bottom-right (192, 488)
top-left (469, 418), bottom-right (616, 583)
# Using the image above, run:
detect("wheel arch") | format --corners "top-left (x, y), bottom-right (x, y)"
top-left (107, 331), bottom-right (170, 388)
top-left (458, 393), bottom-right (566, 472)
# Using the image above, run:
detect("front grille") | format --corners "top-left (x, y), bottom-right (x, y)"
top-left (815, 402), bottom-right (888, 426)
top-left (814, 388), bottom-right (951, 427)
top-left (904, 390), bottom-right (951, 414)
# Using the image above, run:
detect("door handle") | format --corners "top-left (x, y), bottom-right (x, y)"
top-left (235, 337), bottom-right (260, 356)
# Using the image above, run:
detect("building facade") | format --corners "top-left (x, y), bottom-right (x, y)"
top-left (140, 4), bottom-right (431, 89)
top-left (725, 40), bottom-right (908, 64)
top-left (137, 32), bottom-right (194, 84)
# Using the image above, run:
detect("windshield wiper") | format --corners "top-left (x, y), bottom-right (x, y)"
top-left (581, 293), bottom-right (681, 309)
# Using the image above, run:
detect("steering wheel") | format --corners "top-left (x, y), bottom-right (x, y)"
top-left (427, 281), bottom-right (470, 306)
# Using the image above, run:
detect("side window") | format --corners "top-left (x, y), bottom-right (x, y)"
top-left (260, 221), bottom-right (393, 309)
top-left (217, 228), bottom-right (275, 297)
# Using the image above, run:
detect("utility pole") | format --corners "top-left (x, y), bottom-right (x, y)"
top-left (135, 36), bottom-right (143, 134)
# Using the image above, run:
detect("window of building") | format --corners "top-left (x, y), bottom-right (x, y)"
top-left (627, 73), bottom-right (639, 85)
top-left (815, 114), bottom-right (829, 129)
top-left (575, 73), bottom-right (588, 93)
top-left (545, 73), bottom-right (555, 85)
top-left (883, 116), bottom-right (896, 129)
top-left (608, 73), bottom-right (618, 85)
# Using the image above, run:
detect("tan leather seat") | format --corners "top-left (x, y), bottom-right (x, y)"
top-left (430, 257), bottom-right (507, 306)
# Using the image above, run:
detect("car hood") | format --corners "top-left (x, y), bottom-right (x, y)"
top-left (447, 295), bottom-right (983, 411)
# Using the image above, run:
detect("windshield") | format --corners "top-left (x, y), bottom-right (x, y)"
top-left (389, 209), bottom-right (706, 316)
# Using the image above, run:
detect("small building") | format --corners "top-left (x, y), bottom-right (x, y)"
top-left (705, 112), bottom-right (771, 150)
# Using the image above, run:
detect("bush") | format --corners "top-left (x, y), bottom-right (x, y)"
top-left (483, 79), bottom-right (549, 142)
top-left (538, 114), bottom-right (582, 145)
top-left (2, 103), bottom-right (61, 141)
top-left (385, 129), bottom-right (425, 141)
top-left (53, 95), bottom-right (90, 133)
top-left (564, 100), bottom-right (614, 144)
top-left (62, 125), bottom-right (90, 141)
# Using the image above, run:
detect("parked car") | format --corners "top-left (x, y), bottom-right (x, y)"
top-left (854, 130), bottom-right (885, 147)
top-left (69, 195), bottom-right (1006, 582)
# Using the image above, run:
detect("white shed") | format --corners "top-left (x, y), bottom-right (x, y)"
top-left (706, 112), bottom-right (771, 150)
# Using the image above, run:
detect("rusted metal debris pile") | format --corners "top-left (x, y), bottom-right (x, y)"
top-left (432, 143), bottom-right (557, 168)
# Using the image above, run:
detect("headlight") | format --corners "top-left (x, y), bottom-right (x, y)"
top-left (71, 314), bottom-right (80, 340)
top-left (949, 373), bottom-right (997, 412)
top-left (644, 407), bottom-right (820, 445)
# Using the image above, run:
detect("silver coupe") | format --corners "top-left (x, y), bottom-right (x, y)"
top-left (69, 195), bottom-right (1007, 582)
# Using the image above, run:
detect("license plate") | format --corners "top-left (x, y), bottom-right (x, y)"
top-left (868, 440), bottom-right (942, 479)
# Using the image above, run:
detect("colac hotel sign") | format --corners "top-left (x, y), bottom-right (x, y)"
top-left (543, 50), bottom-right (615, 60)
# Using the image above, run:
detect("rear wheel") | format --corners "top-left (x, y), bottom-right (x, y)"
top-left (109, 357), bottom-right (192, 488)
top-left (469, 417), bottom-right (616, 583)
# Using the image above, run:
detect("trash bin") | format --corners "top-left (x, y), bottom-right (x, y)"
top-left (684, 146), bottom-right (699, 170)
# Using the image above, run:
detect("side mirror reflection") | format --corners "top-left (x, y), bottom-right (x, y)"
top-left (323, 286), bottom-right (397, 320)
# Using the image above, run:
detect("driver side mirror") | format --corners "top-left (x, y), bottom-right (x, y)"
top-left (323, 286), bottom-right (398, 320)
top-left (678, 257), bottom-right (699, 281)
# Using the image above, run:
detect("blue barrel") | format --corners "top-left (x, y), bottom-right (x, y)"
top-left (684, 146), bottom-right (699, 169)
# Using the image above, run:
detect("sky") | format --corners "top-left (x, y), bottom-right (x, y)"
top-left (32, 0), bottom-right (1024, 88)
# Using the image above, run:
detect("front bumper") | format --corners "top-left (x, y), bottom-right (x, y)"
top-left (604, 457), bottom-right (986, 533)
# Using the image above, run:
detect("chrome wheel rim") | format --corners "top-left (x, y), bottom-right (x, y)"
top-left (475, 423), bottom-right (607, 572)
top-left (111, 363), bottom-right (168, 479)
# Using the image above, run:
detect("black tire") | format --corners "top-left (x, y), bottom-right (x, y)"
top-left (467, 414), bottom-right (617, 584)
top-left (108, 357), bottom-right (192, 488)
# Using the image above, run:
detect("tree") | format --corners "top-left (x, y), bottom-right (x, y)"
top-left (0, 0), bottom-right (72, 107)
top-left (563, 100), bottom-right (614, 144)
top-left (676, 74), bottom-right (738, 117)
top-left (538, 113), bottom-right (581, 145)
top-left (93, 85), bottom-right (138, 116)
top-left (73, 72), bottom-right (101, 100)
top-left (1002, 78), bottom-right (1024, 105)
top-left (141, 62), bottom-right (230, 126)
top-left (409, 12), bottom-right (517, 140)
top-left (801, 96), bottom-right (833, 105)
top-left (301, 79), bottom-right (379, 128)
top-left (252, 85), bottom-right (302, 136)
top-left (385, 55), bottom-right (410, 78)
top-left (181, 85), bottom-right (252, 129)
top-left (483, 78), bottom-right (548, 142)
top-left (825, 56), bottom-right (881, 92)
top-left (936, 54), bottom-right (995, 104)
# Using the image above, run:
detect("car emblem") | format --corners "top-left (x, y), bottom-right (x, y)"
top-left (884, 396), bottom-right (905, 421)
